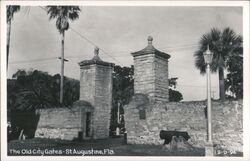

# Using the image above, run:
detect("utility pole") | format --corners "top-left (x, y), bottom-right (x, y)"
top-left (116, 102), bottom-right (120, 136)
top-left (59, 31), bottom-right (65, 105)
top-left (58, 48), bottom-right (69, 105)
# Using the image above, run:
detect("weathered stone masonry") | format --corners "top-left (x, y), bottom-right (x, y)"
top-left (124, 36), bottom-right (243, 152)
top-left (35, 47), bottom-right (114, 140)
top-left (78, 47), bottom-right (114, 139)
top-left (132, 36), bottom-right (170, 102)
top-left (35, 107), bottom-right (82, 140)
top-left (124, 97), bottom-right (243, 151)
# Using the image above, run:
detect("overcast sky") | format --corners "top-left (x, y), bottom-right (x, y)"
top-left (7, 6), bottom-right (243, 101)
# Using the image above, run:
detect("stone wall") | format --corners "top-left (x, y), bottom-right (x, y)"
top-left (124, 94), bottom-right (243, 152)
top-left (35, 64), bottom-right (114, 140)
top-left (35, 107), bottom-right (81, 140)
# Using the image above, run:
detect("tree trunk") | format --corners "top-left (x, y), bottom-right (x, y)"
top-left (219, 67), bottom-right (225, 101)
top-left (7, 20), bottom-right (11, 70)
top-left (60, 31), bottom-right (65, 104)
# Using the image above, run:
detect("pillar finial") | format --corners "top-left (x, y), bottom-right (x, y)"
top-left (94, 47), bottom-right (99, 56)
top-left (148, 36), bottom-right (153, 45)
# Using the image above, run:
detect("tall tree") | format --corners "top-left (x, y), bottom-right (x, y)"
top-left (6, 5), bottom-right (20, 69)
top-left (194, 27), bottom-right (242, 101)
top-left (225, 36), bottom-right (243, 99)
top-left (46, 6), bottom-right (81, 104)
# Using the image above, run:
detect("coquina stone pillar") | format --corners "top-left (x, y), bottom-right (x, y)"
top-left (78, 47), bottom-right (114, 139)
top-left (131, 36), bottom-right (171, 102)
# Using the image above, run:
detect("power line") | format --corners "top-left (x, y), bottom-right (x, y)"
top-left (9, 45), bottom-right (197, 65)
top-left (39, 6), bottom-right (46, 11)
top-left (23, 6), bottom-right (31, 17)
top-left (8, 42), bottom-right (198, 65)
top-left (106, 44), bottom-right (198, 55)
top-left (9, 57), bottom-right (58, 64)
top-left (8, 45), bottom-right (197, 65)
top-left (10, 6), bottom-right (200, 65)
top-left (64, 45), bottom-right (197, 60)
top-left (39, 6), bottom-right (122, 64)
top-left (63, 53), bottom-right (133, 59)
top-left (177, 84), bottom-right (217, 88)
top-left (159, 43), bottom-right (199, 50)
top-left (69, 27), bottom-right (122, 64)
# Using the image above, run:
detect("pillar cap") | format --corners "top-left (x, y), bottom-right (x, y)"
top-left (78, 47), bottom-right (115, 67)
top-left (148, 36), bottom-right (153, 45)
top-left (94, 46), bottom-right (99, 56)
top-left (131, 36), bottom-right (171, 59)
top-left (92, 47), bottom-right (102, 61)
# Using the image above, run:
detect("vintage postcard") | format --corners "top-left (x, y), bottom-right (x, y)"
top-left (1, 1), bottom-right (249, 161)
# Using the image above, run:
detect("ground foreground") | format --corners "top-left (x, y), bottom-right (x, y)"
top-left (7, 137), bottom-right (242, 156)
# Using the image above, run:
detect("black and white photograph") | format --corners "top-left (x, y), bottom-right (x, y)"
top-left (0, 1), bottom-right (249, 160)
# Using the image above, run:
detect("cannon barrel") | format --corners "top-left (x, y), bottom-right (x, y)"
top-left (159, 130), bottom-right (191, 144)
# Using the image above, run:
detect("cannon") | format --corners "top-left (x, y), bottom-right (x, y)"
top-left (159, 130), bottom-right (191, 144)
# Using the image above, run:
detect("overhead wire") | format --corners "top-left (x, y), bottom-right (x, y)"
top-left (10, 6), bottom-right (201, 65)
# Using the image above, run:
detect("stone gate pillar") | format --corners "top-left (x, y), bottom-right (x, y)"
top-left (131, 36), bottom-right (171, 102)
top-left (78, 47), bottom-right (114, 139)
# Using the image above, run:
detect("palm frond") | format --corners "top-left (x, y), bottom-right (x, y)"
top-left (68, 7), bottom-right (81, 21)
top-left (7, 5), bottom-right (20, 22)
top-left (46, 6), bottom-right (81, 33)
top-left (56, 17), bottom-right (69, 34)
top-left (210, 28), bottom-right (221, 41)
top-left (194, 50), bottom-right (206, 74)
top-left (194, 27), bottom-right (243, 74)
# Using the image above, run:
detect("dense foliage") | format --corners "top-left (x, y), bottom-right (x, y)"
top-left (194, 27), bottom-right (243, 100)
top-left (225, 42), bottom-right (243, 99)
top-left (8, 69), bottom-right (79, 111)
top-left (110, 65), bottom-right (134, 134)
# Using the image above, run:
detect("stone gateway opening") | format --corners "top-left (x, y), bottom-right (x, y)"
top-left (85, 112), bottom-right (91, 137)
top-left (35, 47), bottom-right (114, 140)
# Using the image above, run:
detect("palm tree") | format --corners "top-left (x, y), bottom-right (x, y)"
top-left (46, 6), bottom-right (81, 104)
top-left (7, 5), bottom-right (20, 69)
top-left (194, 27), bottom-right (243, 101)
top-left (225, 36), bottom-right (243, 99)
